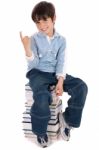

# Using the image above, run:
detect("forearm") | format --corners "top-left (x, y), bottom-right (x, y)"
top-left (57, 76), bottom-right (64, 86)
top-left (55, 76), bottom-right (64, 96)
top-left (26, 51), bottom-right (39, 71)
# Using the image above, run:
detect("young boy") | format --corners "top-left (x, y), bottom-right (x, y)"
top-left (20, 1), bottom-right (88, 148)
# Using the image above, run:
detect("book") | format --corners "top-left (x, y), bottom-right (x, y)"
top-left (23, 111), bottom-right (58, 120)
top-left (23, 84), bottom-right (62, 141)
top-left (25, 84), bottom-right (62, 107)
top-left (22, 121), bottom-right (60, 133)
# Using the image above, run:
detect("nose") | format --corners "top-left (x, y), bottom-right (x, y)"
top-left (39, 21), bottom-right (46, 30)
top-left (40, 23), bottom-right (46, 29)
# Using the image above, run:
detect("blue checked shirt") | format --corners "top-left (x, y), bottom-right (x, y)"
top-left (26, 31), bottom-right (67, 78)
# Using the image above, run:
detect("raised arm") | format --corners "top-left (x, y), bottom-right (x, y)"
top-left (20, 32), bottom-right (32, 57)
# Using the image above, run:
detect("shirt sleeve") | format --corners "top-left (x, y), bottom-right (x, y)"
top-left (25, 51), bottom-right (34, 61)
top-left (26, 36), bottom-right (39, 71)
top-left (56, 37), bottom-right (67, 79)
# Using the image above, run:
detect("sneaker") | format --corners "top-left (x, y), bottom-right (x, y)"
top-left (59, 113), bottom-right (72, 141)
top-left (37, 134), bottom-right (50, 148)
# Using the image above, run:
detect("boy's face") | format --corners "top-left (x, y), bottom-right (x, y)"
top-left (35, 16), bottom-right (56, 37)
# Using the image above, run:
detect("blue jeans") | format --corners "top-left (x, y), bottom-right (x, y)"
top-left (26, 69), bottom-right (88, 136)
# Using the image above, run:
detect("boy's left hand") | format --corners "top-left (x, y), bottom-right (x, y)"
top-left (55, 82), bottom-right (63, 96)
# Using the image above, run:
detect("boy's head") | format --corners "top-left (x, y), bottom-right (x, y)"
top-left (31, 1), bottom-right (55, 23)
top-left (31, 1), bottom-right (56, 37)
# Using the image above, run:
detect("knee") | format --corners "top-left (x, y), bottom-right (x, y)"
top-left (80, 79), bottom-right (88, 96)
top-left (38, 99), bottom-right (49, 112)
top-left (31, 91), bottom-right (51, 116)
top-left (75, 77), bottom-right (88, 94)
top-left (77, 80), bottom-right (88, 106)
top-left (34, 90), bottom-right (52, 104)
top-left (31, 99), bottom-right (50, 117)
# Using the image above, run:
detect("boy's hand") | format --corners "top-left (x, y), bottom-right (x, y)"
top-left (20, 32), bottom-right (32, 57)
top-left (55, 77), bottom-right (64, 96)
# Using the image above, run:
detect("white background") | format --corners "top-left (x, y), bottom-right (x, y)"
top-left (0, 0), bottom-right (99, 149)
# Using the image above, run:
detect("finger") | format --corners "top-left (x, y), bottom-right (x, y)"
top-left (56, 90), bottom-right (60, 93)
top-left (19, 31), bottom-right (23, 40)
top-left (56, 90), bottom-right (60, 95)
top-left (56, 89), bottom-right (63, 96)
top-left (57, 93), bottom-right (61, 96)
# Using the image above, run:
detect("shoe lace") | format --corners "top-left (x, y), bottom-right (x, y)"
top-left (65, 128), bottom-right (70, 136)
top-left (39, 137), bottom-right (47, 145)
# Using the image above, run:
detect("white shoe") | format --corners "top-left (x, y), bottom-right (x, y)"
top-left (59, 113), bottom-right (71, 141)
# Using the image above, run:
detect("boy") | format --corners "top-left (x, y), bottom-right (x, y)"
top-left (20, 1), bottom-right (88, 148)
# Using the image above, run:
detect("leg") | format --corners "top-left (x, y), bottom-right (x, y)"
top-left (63, 74), bottom-right (88, 127)
top-left (26, 69), bottom-right (56, 136)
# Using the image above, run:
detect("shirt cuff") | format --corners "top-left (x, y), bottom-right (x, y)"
top-left (25, 52), bottom-right (34, 61)
top-left (56, 73), bottom-right (66, 80)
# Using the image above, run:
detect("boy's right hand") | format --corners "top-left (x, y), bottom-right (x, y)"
top-left (20, 32), bottom-right (32, 57)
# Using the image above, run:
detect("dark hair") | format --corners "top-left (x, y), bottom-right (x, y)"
top-left (31, 1), bottom-right (55, 23)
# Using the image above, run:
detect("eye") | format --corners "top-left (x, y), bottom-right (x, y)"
top-left (45, 19), bottom-right (48, 22)
top-left (36, 21), bottom-right (40, 24)
top-left (43, 18), bottom-right (48, 22)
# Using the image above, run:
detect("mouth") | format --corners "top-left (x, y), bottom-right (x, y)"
top-left (41, 28), bottom-right (48, 32)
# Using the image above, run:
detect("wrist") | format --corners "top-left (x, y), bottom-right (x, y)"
top-left (57, 77), bottom-right (64, 85)
top-left (58, 76), bottom-right (64, 81)
top-left (25, 51), bottom-right (34, 61)
top-left (25, 49), bottom-right (32, 57)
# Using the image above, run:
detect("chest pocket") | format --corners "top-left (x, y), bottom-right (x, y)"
top-left (37, 46), bottom-right (59, 61)
top-left (37, 48), bottom-right (47, 58)
top-left (51, 51), bottom-right (58, 59)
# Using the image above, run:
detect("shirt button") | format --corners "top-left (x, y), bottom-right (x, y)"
top-left (39, 54), bottom-right (42, 58)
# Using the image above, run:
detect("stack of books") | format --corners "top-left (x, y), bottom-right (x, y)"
top-left (22, 84), bottom-right (62, 141)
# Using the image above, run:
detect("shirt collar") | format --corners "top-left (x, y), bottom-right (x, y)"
top-left (38, 29), bottom-right (60, 39)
